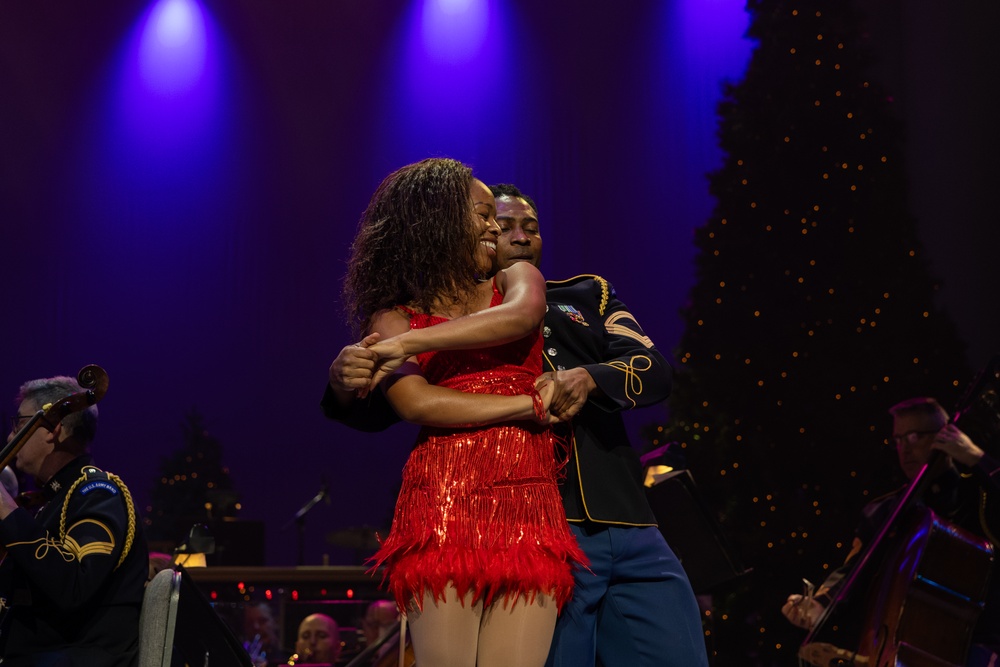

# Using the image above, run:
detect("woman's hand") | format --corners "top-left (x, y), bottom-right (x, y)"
top-left (366, 335), bottom-right (413, 391)
top-left (534, 377), bottom-right (564, 425)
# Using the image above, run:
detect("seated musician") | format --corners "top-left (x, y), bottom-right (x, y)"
top-left (361, 599), bottom-right (401, 661)
top-left (0, 374), bottom-right (149, 666)
top-left (781, 397), bottom-right (1000, 666)
top-left (289, 612), bottom-right (341, 665)
top-left (244, 600), bottom-right (287, 665)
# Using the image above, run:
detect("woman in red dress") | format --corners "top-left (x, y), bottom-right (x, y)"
top-left (342, 158), bottom-right (585, 667)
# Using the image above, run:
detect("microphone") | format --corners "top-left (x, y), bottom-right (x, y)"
top-left (321, 476), bottom-right (331, 505)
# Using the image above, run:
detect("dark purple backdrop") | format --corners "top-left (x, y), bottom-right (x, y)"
top-left (1, 0), bottom-right (996, 567)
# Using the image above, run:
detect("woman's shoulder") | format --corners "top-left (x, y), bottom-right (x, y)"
top-left (493, 262), bottom-right (545, 300)
top-left (370, 307), bottom-right (414, 334)
top-left (498, 261), bottom-right (543, 283)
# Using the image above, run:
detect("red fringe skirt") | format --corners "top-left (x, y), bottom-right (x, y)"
top-left (370, 420), bottom-right (585, 612)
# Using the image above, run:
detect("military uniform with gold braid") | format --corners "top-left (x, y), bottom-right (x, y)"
top-left (542, 274), bottom-right (670, 527)
top-left (321, 274), bottom-right (708, 667)
top-left (535, 275), bottom-right (707, 667)
top-left (0, 454), bottom-right (148, 666)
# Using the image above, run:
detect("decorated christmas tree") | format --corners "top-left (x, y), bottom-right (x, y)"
top-left (658, 1), bottom-right (972, 663)
top-left (145, 409), bottom-right (241, 551)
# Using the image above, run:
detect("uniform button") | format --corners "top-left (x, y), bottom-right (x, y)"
top-left (557, 365), bottom-right (566, 371)
top-left (547, 347), bottom-right (558, 356)
top-left (543, 326), bottom-right (552, 338)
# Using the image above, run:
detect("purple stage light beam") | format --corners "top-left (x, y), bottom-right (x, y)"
top-left (138, 0), bottom-right (208, 96)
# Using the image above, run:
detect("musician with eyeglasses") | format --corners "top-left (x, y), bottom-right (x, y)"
top-left (781, 396), bottom-right (1000, 666)
top-left (0, 375), bottom-right (148, 666)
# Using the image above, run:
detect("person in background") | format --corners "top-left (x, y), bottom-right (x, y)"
top-left (0, 374), bottom-right (148, 666)
top-left (244, 601), bottom-right (285, 666)
top-left (782, 396), bottom-right (1000, 666)
top-left (361, 599), bottom-right (400, 653)
top-left (358, 599), bottom-right (415, 667)
top-left (290, 613), bottom-right (341, 665)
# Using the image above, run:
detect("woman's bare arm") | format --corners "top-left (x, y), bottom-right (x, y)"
top-left (366, 262), bottom-right (546, 386)
top-left (367, 307), bottom-right (555, 426)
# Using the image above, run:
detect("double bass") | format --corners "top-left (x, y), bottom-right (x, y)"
top-left (800, 357), bottom-right (1000, 667)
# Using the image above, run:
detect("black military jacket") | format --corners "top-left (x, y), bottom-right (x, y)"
top-left (542, 275), bottom-right (672, 525)
top-left (0, 455), bottom-right (148, 666)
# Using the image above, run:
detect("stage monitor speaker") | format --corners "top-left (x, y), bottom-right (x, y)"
top-left (645, 469), bottom-right (747, 594)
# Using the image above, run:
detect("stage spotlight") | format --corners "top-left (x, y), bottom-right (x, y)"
top-left (138, 0), bottom-right (207, 95)
top-left (420, 0), bottom-right (489, 63)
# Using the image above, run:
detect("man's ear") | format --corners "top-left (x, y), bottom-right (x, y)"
top-left (49, 421), bottom-right (65, 443)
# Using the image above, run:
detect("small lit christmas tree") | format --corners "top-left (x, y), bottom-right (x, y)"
top-left (145, 409), bottom-right (241, 550)
top-left (658, 1), bottom-right (971, 664)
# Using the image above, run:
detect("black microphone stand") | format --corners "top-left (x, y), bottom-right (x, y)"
top-left (282, 481), bottom-right (329, 566)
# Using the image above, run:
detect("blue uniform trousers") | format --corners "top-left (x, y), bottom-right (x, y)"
top-left (546, 524), bottom-right (709, 667)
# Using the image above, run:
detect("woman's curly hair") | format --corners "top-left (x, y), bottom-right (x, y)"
top-left (343, 157), bottom-right (482, 336)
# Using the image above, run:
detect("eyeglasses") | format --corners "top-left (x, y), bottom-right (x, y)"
top-left (891, 430), bottom-right (938, 447)
top-left (8, 414), bottom-right (33, 433)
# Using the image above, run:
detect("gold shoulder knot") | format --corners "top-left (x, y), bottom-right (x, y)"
top-left (60, 468), bottom-right (137, 569)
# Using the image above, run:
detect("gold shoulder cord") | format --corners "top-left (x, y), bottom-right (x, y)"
top-left (595, 276), bottom-right (609, 316)
top-left (59, 472), bottom-right (137, 569)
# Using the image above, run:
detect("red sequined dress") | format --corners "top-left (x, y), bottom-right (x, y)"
top-left (370, 286), bottom-right (586, 611)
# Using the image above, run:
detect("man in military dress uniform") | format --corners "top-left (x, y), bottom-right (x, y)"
top-left (0, 375), bottom-right (148, 667)
top-left (781, 396), bottom-right (1000, 666)
top-left (323, 184), bottom-right (707, 667)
